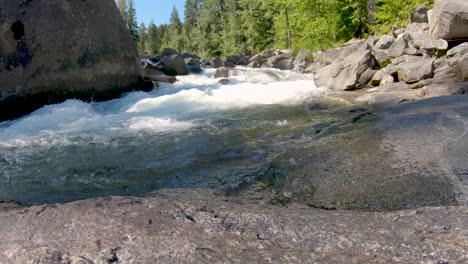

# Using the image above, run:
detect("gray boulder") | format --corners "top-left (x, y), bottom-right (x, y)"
top-left (447, 43), bottom-right (468, 57)
top-left (293, 49), bottom-right (310, 71)
top-left (184, 58), bottom-right (201, 73)
top-left (226, 55), bottom-right (245, 66)
top-left (398, 58), bottom-right (434, 83)
top-left (411, 4), bottom-right (429, 23)
top-left (248, 50), bottom-right (275, 66)
top-left (159, 55), bottom-right (189, 76)
top-left (314, 50), bottom-right (375, 90)
top-left (371, 64), bottom-right (398, 86)
top-left (266, 54), bottom-right (291, 67)
top-left (413, 39), bottom-right (448, 51)
top-left (213, 67), bottom-right (241, 79)
top-left (273, 59), bottom-right (294, 70)
top-left (318, 42), bottom-right (364, 65)
top-left (457, 55), bottom-right (468, 82)
top-left (223, 61), bottom-right (236, 68)
top-left (210, 56), bottom-right (223, 68)
top-left (392, 55), bottom-right (423, 65)
top-left (429, 0), bottom-right (468, 40)
top-left (387, 33), bottom-right (413, 58)
top-left (372, 49), bottom-right (390, 67)
top-left (247, 61), bottom-right (260, 68)
top-left (0, 0), bottom-right (141, 121)
top-left (161, 48), bottom-right (178, 57)
top-left (374, 35), bottom-right (395, 50)
top-left (358, 69), bottom-right (377, 85)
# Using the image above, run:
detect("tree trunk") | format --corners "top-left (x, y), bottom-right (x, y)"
top-left (366, 0), bottom-right (376, 26)
top-left (285, 7), bottom-right (291, 49)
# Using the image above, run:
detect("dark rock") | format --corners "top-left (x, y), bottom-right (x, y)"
top-left (429, 0), bottom-right (468, 40)
top-left (0, 0), bottom-right (141, 121)
top-left (266, 54), bottom-right (291, 67)
top-left (247, 61), bottom-right (260, 68)
top-left (210, 56), bottom-right (223, 68)
top-left (226, 55), bottom-right (245, 65)
top-left (398, 58), bottom-right (434, 83)
top-left (273, 59), bottom-right (294, 70)
top-left (374, 35), bottom-right (395, 50)
top-left (248, 50), bottom-right (275, 66)
top-left (161, 48), bottom-right (179, 57)
top-left (411, 4), bottom-right (429, 23)
top-left (184, 58), bottom-right (201, 73)
top-left (223, 61), bottom-right (236, 68)
top-left (181, 53), bottom-right (200, 60)
top-left (159, 55), bottom-right (189, 76)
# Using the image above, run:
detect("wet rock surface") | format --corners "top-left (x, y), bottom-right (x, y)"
top-left (0, 189), bottom-right (466, 264)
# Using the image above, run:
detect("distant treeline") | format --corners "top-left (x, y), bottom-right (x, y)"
top-left (116, 0), bottom-right (433, 58)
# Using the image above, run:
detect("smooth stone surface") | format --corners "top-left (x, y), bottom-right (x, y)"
top-left (398, 58), bottom-right (434, 83)
top-left (374, 35), bottom-right (395, 50)
top-left (429, 0), bottom-right (468, 40)
top-left (0, 189), bottom-right (466, 263)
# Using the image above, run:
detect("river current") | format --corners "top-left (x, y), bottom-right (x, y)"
top-left (0, 68), bottom-right (337, 204)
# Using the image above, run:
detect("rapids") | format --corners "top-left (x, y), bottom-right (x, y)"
top-left (0, 68), bottom-right (336, 204)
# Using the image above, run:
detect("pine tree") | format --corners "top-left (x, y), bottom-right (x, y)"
top-left (127, 0), bottom-right (140, 42)
top-left (116, 0), bottom-right (128, 24)
top-left (146, 21), bottom-right (160, 55)
top-left (138, 22), bottom-right (147, 52)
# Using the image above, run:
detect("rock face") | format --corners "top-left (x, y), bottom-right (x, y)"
top-left (458, 55), bottom-right (468, 81)
top-left (159, 55), bottom-right (188, 76)
top-left (374, 35), bottom-right (395, 50)
top-left (429, 0), bottom-right (468, 40)
top-left (0, 189), bottom-right (466, 263)
top-left (315, 50), bottom-right (374, 90)
top-left (0, 0), bottom-right (141, 121)
top-left (410, 4), bottom-right (429, 23)
top-left (398, 58), bottom-right (434, 83)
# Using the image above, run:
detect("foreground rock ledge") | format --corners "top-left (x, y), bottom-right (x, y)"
top-left (0, 189), bottom-right (466, 263)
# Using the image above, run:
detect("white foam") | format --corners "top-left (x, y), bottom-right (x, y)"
top-left (0, 68), bottom-right (326, 148)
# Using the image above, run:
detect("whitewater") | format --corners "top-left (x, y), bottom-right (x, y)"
top-left (0, 68), bottom-right (329, 204)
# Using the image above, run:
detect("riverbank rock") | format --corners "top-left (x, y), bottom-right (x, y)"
top-left (159, 55), bottom-right (189, 76)
top-left (0, 0), bottom-right (141, 121)
top-left (213, 67), bottom-right (241, 79)
top-left (211, 56), bottom-right (223, 68)
top-left (314, 50), bottom-right (375, 90)
top-left (184, 58), bottom-right (201, 73)
top-left (0, 189), bottom-right (466, 263)
top-left (398, 58), bottom-right (434, 83)
top-left (429, 0), bottom-right (468, 40)
top-left (410, 4), bottom-right (429, 23)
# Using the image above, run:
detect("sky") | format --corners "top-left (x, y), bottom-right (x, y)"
top-left (135, 0), bottom-right (185, 26)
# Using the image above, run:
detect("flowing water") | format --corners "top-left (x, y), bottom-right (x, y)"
top-left (0, 67), bottom-right (360, 205)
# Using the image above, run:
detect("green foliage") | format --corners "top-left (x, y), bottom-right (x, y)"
top-left (116, 0), bottom-right (139, 42)
top-left (132, 0), bottom-right (436, 58)
top-left (373, 0), bottom-right (433, 34)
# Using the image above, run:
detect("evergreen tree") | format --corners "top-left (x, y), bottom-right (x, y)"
top-left (138, 22), bottom-right (147, 52)
top-left (127, 0), bottom-right (140, 42)
top-left (116, 0), bottom-right (128, 24)
top-left (146, 21), bottom-right (161, 55)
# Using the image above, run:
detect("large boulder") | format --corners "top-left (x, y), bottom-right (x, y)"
top-left (0, 0), bottom-right (141, 121)
top-left (429, 0), bottom-right (468, 40)
top-left (161, 48), bottom-right (178, 57)
top-left (184, 58), bottom-right (201, 73)
top-left (272, 58), bottom-right (294, 70)
top-left (447, 43), bottom-right (468, 57)
top-left (210, 56), bottom-right (223, 68)
top-left (387, 33), bottom-right (413, 58)
top-left (457, 55), bottom-right (468, 82)
top-left (314, 50), bottom-right (375, 90)
top-left (410, 4), bottom-right (429, 23)
top-left (374, 35), bottom-right (395, 50)
top-left (293, 49), bottom-right (310, 71)
top-left (213, 67), bottom-right (241, 79)
top-left (159, 55), bottom-right (189, 76)
top-left (398, 58), bottom-right (434, 83)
